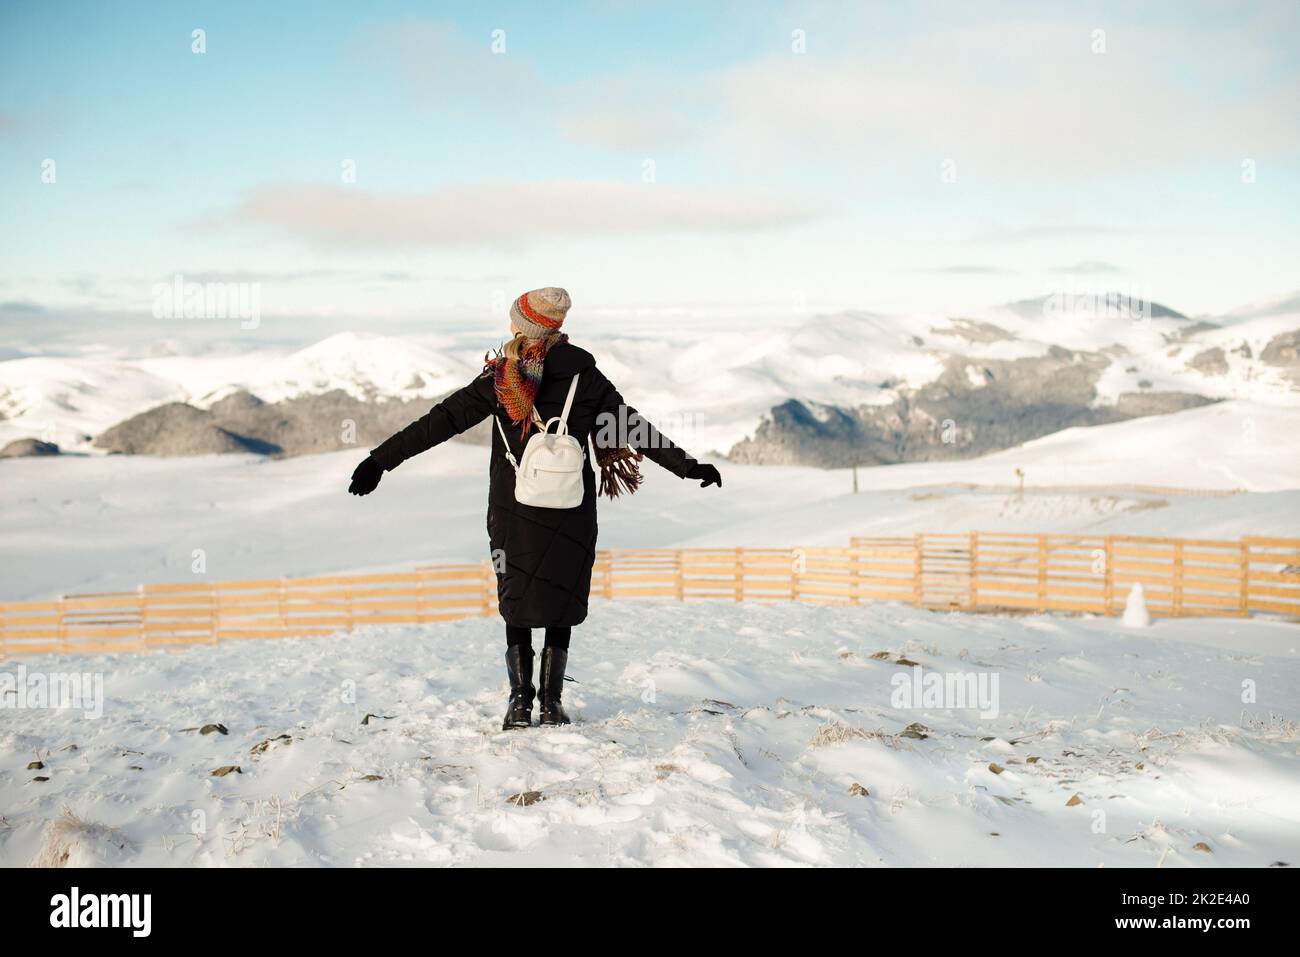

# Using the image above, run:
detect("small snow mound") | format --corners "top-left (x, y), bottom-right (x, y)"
top-left (30, 809), bottom-right (130, 868)
top-left (1122, 582), bottom-right (1151, 627)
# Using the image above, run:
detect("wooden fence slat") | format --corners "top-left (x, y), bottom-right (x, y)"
top-left (1246, 583), bottom-right (1300, 600)
top-left (1247, 598), bottom-right (1300, 615)
top-left (1247, 569), bottom-right (1300, 584)
top-left (1242, 535), bottom-right (1300, 549)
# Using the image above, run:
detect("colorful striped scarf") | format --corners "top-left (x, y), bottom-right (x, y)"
top-left (483, 332), bottom-right (568, 438)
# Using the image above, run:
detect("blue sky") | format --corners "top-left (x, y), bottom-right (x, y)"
top-left (1, 0), bottom-right (1297, 333)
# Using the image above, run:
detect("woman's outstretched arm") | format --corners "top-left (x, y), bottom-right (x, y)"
top-left (592, 367), bottom-right (721, 487)
top-left (349, 374), bottom-right (495, 495)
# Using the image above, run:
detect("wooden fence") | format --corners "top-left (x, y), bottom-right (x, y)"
top-left (1, 534), bottom-right (1296, 658)
top-left (0, 564), bottom-right (495, 659)
top-left (853, 532), bottom-right (1300, 618)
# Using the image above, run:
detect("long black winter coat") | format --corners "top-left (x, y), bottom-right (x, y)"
top-left (370, 342), bottom-right (699, 628)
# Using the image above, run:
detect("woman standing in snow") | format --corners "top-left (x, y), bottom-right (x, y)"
top-left (347, 288), bottom-right (721, 730)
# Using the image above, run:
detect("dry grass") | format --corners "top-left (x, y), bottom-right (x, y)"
top-left (1239, 710), bottom-right (1300, 738)
top-left (30, 808), bottom-right (129, 868)
top-left (809, 722), bottom-right (880, 748)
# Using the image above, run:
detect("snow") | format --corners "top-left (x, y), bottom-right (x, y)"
top-left (0, 356), bottom-right (189, 452)
top-left (1122, 584), bottom-right (1150, 628)
top-left (2, 600), bottom-right (1296, 867)
top-left (1091, 312), bottom-right (1300, 405)
top-left (2, 397), bottom-right (1297, 601)
top-left (848, 399), bottom-right (1299, 493)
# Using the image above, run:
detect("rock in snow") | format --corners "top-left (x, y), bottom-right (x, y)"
top-left (0, 437), bottom-right (59, 457)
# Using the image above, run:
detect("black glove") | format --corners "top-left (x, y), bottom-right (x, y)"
top-left (685, 463), bottom-right (722, 488)
top-left (348, 455), bottom-right (384, 496)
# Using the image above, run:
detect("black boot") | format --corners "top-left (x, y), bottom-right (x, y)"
top-left (538, 646), bottom-right (571, 726)
top-left (502, 646), bottom-right (535, 730)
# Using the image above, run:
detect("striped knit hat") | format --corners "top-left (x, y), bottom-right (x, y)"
top-left (510, 287), bottom-right (571, 339)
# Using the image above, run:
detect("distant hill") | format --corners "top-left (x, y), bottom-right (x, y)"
top-left (95, 389), bottom-right (489, 457)
top-left (0, 437), bottom-right (59, 457)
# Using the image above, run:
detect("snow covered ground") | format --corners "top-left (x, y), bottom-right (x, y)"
top-left (2, 397), bottom-right (1297, 601)
top-left (2, 600), bottom-right (1296, 867)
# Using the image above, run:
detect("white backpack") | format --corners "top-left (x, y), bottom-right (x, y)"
top-left (493, 374), bottom-right (586, 509)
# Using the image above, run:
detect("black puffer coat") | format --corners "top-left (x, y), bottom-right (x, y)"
top-left (370, 342), bottom-right (699, 628)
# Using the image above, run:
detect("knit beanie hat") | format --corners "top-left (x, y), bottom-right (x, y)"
top-left (510, 287), bottom-right (571, 339)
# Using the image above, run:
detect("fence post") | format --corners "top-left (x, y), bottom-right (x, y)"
top-left (57, 597), bottom-right (67, 654)
top-left (912, 534), bottom-right (923, 607)
top-left (211, 584), bottom-right (221, 645)
top-left (968, 531), bottom-right (978, 611)
top-left (278, 576), bottom-right (288, 633)
top-left (136, 584), bottom-right (147, 650)
top-left (851, 543), bottom-right (862, 605)
top-left (1103, 536), bottom-right (1114, 616)
top-left (1036, 534), bottom-right (1047, 613)
top-left (1239, 539), bottom-right (1250, 617)
top-left (736, 547), bottom-right (744, 602)
top-left (482, 561), bottom-right (495, 617)
top-left (604, 552), bottom-right (614, 599)
top-left (1172, 540), bottom-right (1184, 617)
top-left (675, 550), bottom-right (684, 601)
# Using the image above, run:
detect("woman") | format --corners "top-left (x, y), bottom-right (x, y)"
top-left (347, 287), bottom-right (721, 730)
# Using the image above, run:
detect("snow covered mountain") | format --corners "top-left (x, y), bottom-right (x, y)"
top-left (726, 301), bottom-right (1300, 466)
top-left (0, 333), bottom-right (478, 454)
top-left (226, 331), bottom-right (477, 405)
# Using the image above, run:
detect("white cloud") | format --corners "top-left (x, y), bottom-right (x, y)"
top-left (710, 18), bottom-right (1300, 177)
top-left (1054, 261), bottom-right (1123, 275)
top-left (227, 180), bottom-right (819, 248)
top-left (356, 11), bottom-right (1300, 178)
top-left (353, 19), bottom-right (537, 99)
top-left (557, 109), bottom-right (699, 152)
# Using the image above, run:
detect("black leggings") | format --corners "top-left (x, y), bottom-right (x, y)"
top-left (505, 625), bottom-right (571, 651)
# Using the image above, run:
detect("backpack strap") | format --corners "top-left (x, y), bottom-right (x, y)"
top-left (538, 374), bottom-right (581, 435)
top-left (493, 414), bottom-right (520, 471)
top-left (559, 374), bottom-right (580, 428)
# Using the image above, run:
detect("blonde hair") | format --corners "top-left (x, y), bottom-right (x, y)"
top-left (502, 326), bottom-right (562, 361)
top-left (502, 331), bottom-right (529, 362)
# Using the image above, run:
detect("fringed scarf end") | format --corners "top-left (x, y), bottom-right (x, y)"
top-left (596, 445), bottom-right (644, 499)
